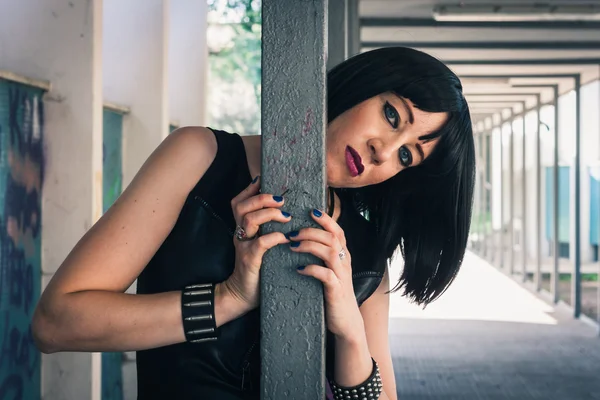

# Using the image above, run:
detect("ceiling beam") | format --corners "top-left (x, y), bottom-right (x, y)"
top-left (360, 18), bottom-right (600, 30)
top-left (445, 58), bottom-right (600, 66)
top-left (460, 74), bottom-right (578, 79)
top-left (460, 75), bottom-right (576, 99)
top-left (469, 101), bottom-right (525, 104)
top-left (466, 92), bottom-right (541, 97)
top-left (511, 84), bottom-right (560, 89)
top-left (362, 41), bottom-right (600, 50)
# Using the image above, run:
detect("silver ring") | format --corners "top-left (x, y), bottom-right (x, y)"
top-left (338, 248), bottom-right (346, 261)
top-left (235, 225), bottom-right (255, 241)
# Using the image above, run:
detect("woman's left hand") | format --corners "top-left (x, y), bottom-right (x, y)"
top-left (288, 208), bottom-right (363, 340)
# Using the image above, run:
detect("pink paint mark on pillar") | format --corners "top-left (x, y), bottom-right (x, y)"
top-left (302, 108), bottom-right (314, 137)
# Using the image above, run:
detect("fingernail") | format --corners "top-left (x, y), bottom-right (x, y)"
top-left (286, 230), bottom-right (299, 238)
top-left (312, 209), bottom-right (322, 218)
top-left (273, 195), bottom-right (284, 202)
top-left (281, 211), bottom-right (291, 218)
top-left (290, 242), bottom-right (300, 248)
top-left (297, 265), bottom-right (306, 271)
top-left (252, 175), bottom-right (260, 184)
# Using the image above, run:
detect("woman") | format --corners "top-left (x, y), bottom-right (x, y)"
top-left (32, 47), bottom-right (474, 399)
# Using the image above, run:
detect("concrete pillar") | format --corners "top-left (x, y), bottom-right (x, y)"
top-left (0, 0), bottom-right (104, 399)
top-left (509, 113), bottom-right (515, 274)
top-left (169, 0), bottom-right (208, 127)
top-left (103, 0), bottom-right (169, 189)
top-left (552, 91), bottom-right (560, 298)
top-left (573, 75), bottom-right (582, 317)
top-left (578, 81), bottom-right (600, 265)
top-left (261, 1), bottom-right (327, 398)
top-left (328, 0), bottom-right (347, 70)
top-left (474, 131), bottom-right (482, 251)
top-left (104, 2), bottom-right (169, 397)
top-left (347, 0), bottom-right (360, 57)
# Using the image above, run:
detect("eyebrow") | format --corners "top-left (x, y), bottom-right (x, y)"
top-left (399, 97), bottom-right (414, 125)
top-left (415, 143), bottom-right (425, 163)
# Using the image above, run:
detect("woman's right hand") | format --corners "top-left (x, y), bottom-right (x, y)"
top-left (220, 177), bottom-right (291, 312)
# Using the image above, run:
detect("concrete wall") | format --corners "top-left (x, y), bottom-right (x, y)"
top-left (169, 0), bottom-right (208, 127)
top-left (0, 1), bottom-right (104, 399)
top-left (103, 2), bottom-right (169, 395)
top-left (103, 0), bottom-right (169, 189)
top-left (0, 77), bottom-right (46, 400)
top-left (0, 1), bottom-right (208, 398)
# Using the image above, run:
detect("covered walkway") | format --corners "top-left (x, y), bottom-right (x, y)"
top-left (389, 252), bottom-right (600, 399)
top-left (2, 1), bottom-right (600, 399)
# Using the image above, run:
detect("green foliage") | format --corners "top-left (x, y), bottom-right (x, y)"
top-left (470, 211), bottom-right (492, 235)
top-left (207, 0), bottom-right (262, 134)
top-left (559, 273), bottom-right (599, 282)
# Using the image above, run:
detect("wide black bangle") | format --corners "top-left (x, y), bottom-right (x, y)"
top-left (329, 358), bottom-right (383, 400)
top-left (181, 283), bottom-right (219, 343)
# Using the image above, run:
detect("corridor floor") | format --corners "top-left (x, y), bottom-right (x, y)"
top-left (388, 252), bottom-right (600, 400)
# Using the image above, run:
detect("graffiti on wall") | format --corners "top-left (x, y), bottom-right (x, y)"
top-left (0, 81), bottom-right (44, 399)
top-left (103, 109), bottom-right (123, 214)
top-left (101, 109), bottom-right (124, 400)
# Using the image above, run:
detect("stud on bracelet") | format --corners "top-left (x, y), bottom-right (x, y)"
top-left (329, 358), bottom-right (382, 400)
top-left (181, 283), bottom-right (219, 343)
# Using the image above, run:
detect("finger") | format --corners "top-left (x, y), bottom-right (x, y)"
top-left (231, 175), bottom-right (261, 209)
top-left (241, 208), bottom-right (292, 238)
top-left (296, 264), bottom-right (339, 290)
top-left (286, 227), bottom-right (336, 248)
top-left (234, 193), bottom-right (285, 223)
top-left (246, 232), bottom-right (290, 265)
top-left (310, 208), bottom-right (346, 246)
top-left (290, 240), bottom-right (346, 272)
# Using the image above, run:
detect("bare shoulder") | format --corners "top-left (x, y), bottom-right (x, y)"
top-left (240, 134), bottom-right (262, 178)
top-left (163, 126), bottom-right (217, 176)
top-left (168, 126), bottom-right (216, 154)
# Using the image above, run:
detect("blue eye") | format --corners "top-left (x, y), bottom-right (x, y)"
top-left (384, 102), bottom-right (399, 128)
top-left (399, 146), bottom-right (412, 167)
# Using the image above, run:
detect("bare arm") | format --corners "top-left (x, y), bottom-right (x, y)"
top-left (32, 127), bottom-right (247, 353)
top-left (334, 268), bottom-right (398, 400)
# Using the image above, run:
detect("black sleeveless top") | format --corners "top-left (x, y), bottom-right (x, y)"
top-left (136, 129), bottom-right (386, 399)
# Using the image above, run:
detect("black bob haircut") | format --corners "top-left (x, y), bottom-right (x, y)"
top-left (328, 47), bottom-right (475, 306)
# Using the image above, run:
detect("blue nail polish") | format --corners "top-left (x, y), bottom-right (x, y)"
top-left (290, 242), bottom-right (300, 248)
top-left (287, 230), bottom-right (299, 238)
top-left (297, 265), bottom-right (306, 271)
top-left (252, 175), bottom-right (260, 184)
top-left (281, 211), bottom-right (291, 218)
top-left (312, 209), bottom-right (322, 218)
top-left (273, 195), bottom-right (284, 202)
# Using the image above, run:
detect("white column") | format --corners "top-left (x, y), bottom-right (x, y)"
top-left (103, 2), bottom-right (169, 398)
top-left (0, 0), bottom-right (104, 399)
top-left (579, 81), bottom-right (600, 264)
top-left (169, 0), bottom-right (208, 127)
top-left (104, 0), bottom-right (169, 189)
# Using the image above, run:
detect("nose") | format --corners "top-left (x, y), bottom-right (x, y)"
top-left (368, 137), bottom-right (400, 165)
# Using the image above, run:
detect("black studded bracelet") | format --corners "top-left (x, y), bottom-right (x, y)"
top-left (181, 283), bottom-right (219, 343)
top-left (329, 358), bottom-right (383, 400)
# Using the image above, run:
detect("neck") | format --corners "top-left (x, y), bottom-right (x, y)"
top-left (327, 187), bottom-right (341, 222)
